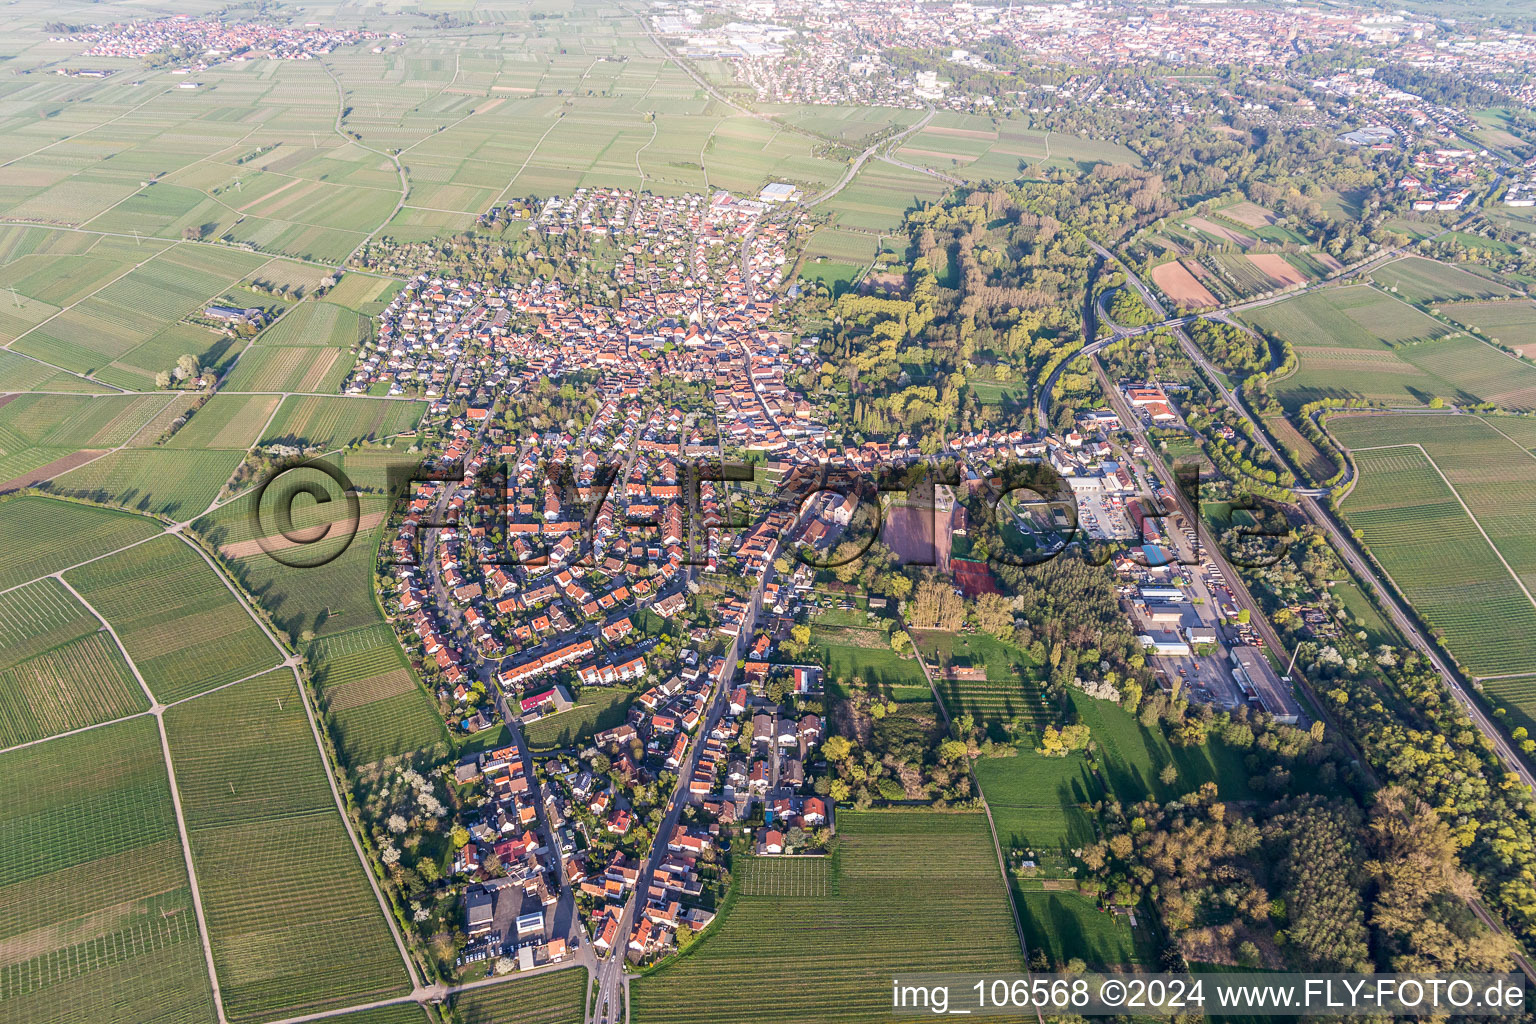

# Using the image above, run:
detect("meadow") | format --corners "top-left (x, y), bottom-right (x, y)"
top-left (451, 968), bottom-right (588, 1024)
top-left (164, 668), bottom-right (412, 1022)
top-left (1332, 413), bottom-right (1536, 683)
top-left (1015, 889), bottom-right (1151, 970)
top-left (1071, 694), bottom-right (1256, 803)
top-left (0, 718), bottom-right (217, 1024)
top-left (525, 684), bottom-right (639, 751)
top-left (974, 747), bottom-right (1102, 868)
top-left (630, 810), bottom-right (1022, 1024)
top-left (0, 495), bottom-right (162, 588)
top-left (813, 624), bottom-right (931, 701)
top-left (65, 534), bottom-right (279, 704)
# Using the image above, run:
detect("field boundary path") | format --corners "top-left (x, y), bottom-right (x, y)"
top-left (54, 574), bottom-right (231, 1024)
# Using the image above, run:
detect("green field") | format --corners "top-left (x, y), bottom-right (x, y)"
top-left (307, 622), bottom-right (447, 765)
top-left (164, 393), bottom-right (284, 450)
top-left (525, 685), bottom-right (639, 750)
top-left (1244, 285), bottom-right (1449, 350)
top-left (0, 717), bottom-right (217, 1024)
top-left (916, 631), bottom-right (1051, 725)
top-left (1071, 694), bottom-right (1257, 803)
top-left (257, 300), bottom-right (364, 347)
top-left (222, 344), bottom-right (357, 393)
top-left (326, 1005), bottom-right (434, 1024)
top-left (8, 243), bottom-right (267, 389)
top-left (1333, 413), bottom-right (1536, 682)
top-left (0, 496), bottom-right (164, 590)
top-left (892, 112), bottom-right (1139, 179)
top-left (814, 625), bottom-right (931, 700)
top-left (0, 577), bottom-right (148, 746)
top-left (1442, 299), bottom-right (1536, 354)
top-left (736, 854), bottom-right (832, 897)
top-left (164, 669), bottom-right (411, 1022)
top-left (50, 447), bottom-right (245, 519)
top-left (452, 968), bottom-right (588, 1024)
top-left (630, 810), bottom-right (1022, 1024)
top-left (195, 461), bottom-right (394, 642)
top-left (0, 392), bottom-right (180, 486)
top-left (1245, 286), bottom-right (1536, 411)
top-left (975, 747), bottom-right (1102, 867)
top-left (259, 395), bottom-right (425, 451)
top-left (65, 534), bottom-right (279, 703)
top-left (1016, 889), bottom-right (1152, 970)
top-left (1370, 256), bottom-right (1517, 303)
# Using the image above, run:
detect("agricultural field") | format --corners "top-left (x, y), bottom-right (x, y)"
top-left (221, 343), bottom-right (356, 393)
top-left (162, 392), bottom-right (284, 450)
top-left (1243, 286), bottom-right (1536, 412)
top-left (820, 160), bottom-right (949, 233)
top-left (1150, 259), bottom-right (1220, 309)
top-left (0, 717), bottom-right (217, 1024)
top-left (0, 392), bottom-right (179, 487)
top-left (451, 967), bottom-right (587, 1024)
top-left (525, 684), bottom-right (640, 751)
top-left (259, 395), bottom-right (426, 451)
top-left (1205, 253), bottom-right (1313, 298)
top-left (762, 104), bottom-right (921, 145)
top-left (916, 630), bottom-right (1051, 726)
top-left (65, 534), bottom-right (279, 704)
top-left (306, 623), bottom-right (447, 766)
top-left (326, 1006), bottom-right (434, 1024)
top-left (1370, 256), bottom-right (1517, 304)
top-left (894, 112), bottom-right (1138, 179)
top-left (195, 463), bottom-right (395, 643)
top-left (0, 578), bottom-right (147, 746)
top-left (164, 668), bottom-right (412, 1022)
top-left (802, 227), bottom-right (882, 264)
top-left (9, 242), bottom-right (268, 390)
top-left (1244, 285), bottom-right (1450, 350)
top-left (324, 273), bottom-right (403, 317)
top-left (736, 854), bottom-right (832, 897)
top-left (630, 810), bottom-right (1023, 1024)
top-left (1441, 299), bottom-right (1536, 356)
top-left (257, 300), bottom-right (365, 347)
top-left (49, 447), bottom-right (245, 520)
top-left (1332, 413), bottom-right (1536, 684)
top-left (0, 495), bottom-right (163, 588)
